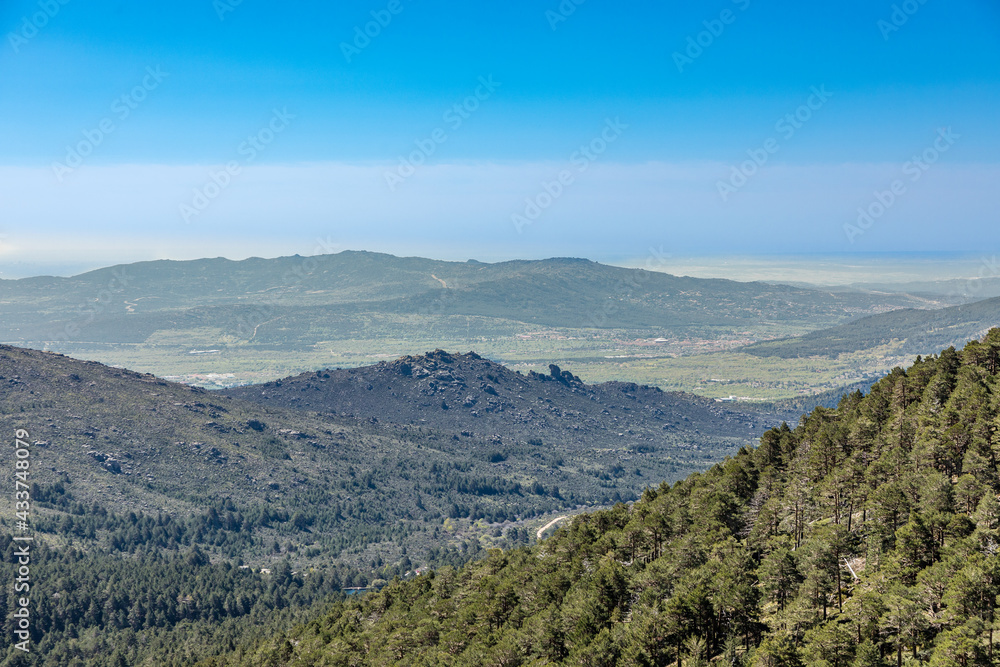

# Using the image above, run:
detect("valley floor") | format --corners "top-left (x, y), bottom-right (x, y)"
top-left (51, 332), bottom-right (907, 401)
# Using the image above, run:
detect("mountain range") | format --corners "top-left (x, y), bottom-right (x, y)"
top-left (0, 252), bottom-right (928, 340)
top-left (0, 251), bottom-right (942, 396)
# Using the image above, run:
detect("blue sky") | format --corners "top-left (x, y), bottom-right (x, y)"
top-left (1, 0), bottom-right (998, 276)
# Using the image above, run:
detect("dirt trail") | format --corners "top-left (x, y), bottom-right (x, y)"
top-left (249, 316), bottom-right (284, 343)
top-left (536, 516), bottom-right (568, 540)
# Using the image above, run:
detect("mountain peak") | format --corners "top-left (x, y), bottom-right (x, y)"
top-left (225, 350), bottom-right (788, 446)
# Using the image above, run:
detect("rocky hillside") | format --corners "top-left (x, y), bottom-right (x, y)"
top-left (0, 344), bottom-right (779, 572)
top-left (224, 349), bottom-right (793, 447)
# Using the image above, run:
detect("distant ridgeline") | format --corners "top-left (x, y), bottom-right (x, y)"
top-left (207, 330), bottom-right (1000, 666)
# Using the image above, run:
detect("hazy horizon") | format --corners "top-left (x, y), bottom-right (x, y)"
top-left (2, 1), bottom-right (998, 273)
top-left (2, 247), bottom-right (995, 288)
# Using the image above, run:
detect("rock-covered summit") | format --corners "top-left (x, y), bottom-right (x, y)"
top-left (224, 350), bottom-right (790, 448)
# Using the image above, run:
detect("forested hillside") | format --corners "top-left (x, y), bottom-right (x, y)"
top-left (744, 297), bottom-right (1000, 359)
top-left (211, 330), bottom-right (1000, 666)
top-left (0, 538), bottom-right (349, 666)
top-left (0, 343), bottom-right (779, 665)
